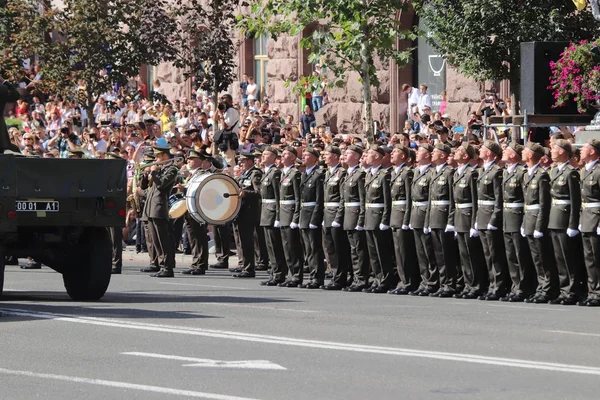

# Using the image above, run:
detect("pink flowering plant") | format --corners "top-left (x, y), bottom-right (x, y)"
top-left (549, 39), bottom-right (600, 113)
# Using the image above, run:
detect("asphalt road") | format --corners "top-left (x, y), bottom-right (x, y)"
top-left (1, 250), bottom-right (600, 400)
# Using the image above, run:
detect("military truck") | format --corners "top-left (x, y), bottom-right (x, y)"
top-left (0, 154), bottom-right (127, 300)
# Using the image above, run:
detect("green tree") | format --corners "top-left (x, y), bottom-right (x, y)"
top-left (413, 0), bottom-right (600, 110)
top-left (1, 0), bottom-right (177, 125)
top-left (169, 0), bottom-right (238, 100)
top-left (239, 0), bottom-right (415, 144)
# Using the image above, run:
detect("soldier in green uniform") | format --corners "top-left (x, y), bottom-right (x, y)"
top-left (500, 143), bottom-right (534, 302)
top-left (363, 145), bottom-right (395, 293)
top-left (548, 140), bottom-right (584, 304)
top-left (341, 145), bottom-right (370, 292)
top-left (425, 143), bottom-right (456, 297)
top-left (278, 147), bottom-right (305, 287)
top-left (322, 146), bottom-right (351, 290)
top-left (452, 143), bottom-right (486, 299)
top-left (522, 142), bottom-right (559, 303)
top-left (232, 151), bottom-right (263, 278)
top-left (409, 144), bottom-right (437, 296)
top-left (476, 141), bottom-right (508, 300)
top-left (388, 144), bottom-right (419, 295)
top-left (578, 139), bottom-right (600, 307)
top-left (299, 148), bottom-right (326, 288)
top-left (259, 147), bottom-right (288, 286)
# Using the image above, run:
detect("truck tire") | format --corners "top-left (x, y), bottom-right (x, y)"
top-left (63, 228), bottom-right (112, 301)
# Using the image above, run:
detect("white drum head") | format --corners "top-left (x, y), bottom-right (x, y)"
top-left (186, 173), bottom-right (241, 225)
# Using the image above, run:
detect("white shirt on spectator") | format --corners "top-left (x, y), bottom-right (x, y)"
top-left (418, 93), bottom-right (432, 114)
top-left (246, 83), bottom-right (258, 101)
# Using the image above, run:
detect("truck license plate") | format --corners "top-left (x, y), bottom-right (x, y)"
top-left (15, 200), bottom-right (60, 212)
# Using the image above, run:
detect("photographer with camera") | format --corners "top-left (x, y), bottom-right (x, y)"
top-left (213, 94), bottom-right (240, 168)
top-left (47, 122), bottom-right (81, 158)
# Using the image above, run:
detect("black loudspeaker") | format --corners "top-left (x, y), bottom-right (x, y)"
top-left (520, 41), bottom-right (579, 115)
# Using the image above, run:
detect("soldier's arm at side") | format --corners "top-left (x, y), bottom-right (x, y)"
top-left (334, 171), bottom-right (346, 225)
top-left (537, 172), bottom-right (551, 232)
top-left (312, 172), bottom-right (325, 227)
top-left (470, 169), bottom-right (479, 229)
top-left (568, 168), bottom-right (582, 230)
top-left (357, 171), bottom-right (366, 227)
top-left (489, 168), bottom-right (503, 228)
top-left (381, 172), bottom-right (392, 226)
top-left (403, 169), bottom-right (414, 227)
top-left (273, 170), bottom-right (282, 221)
top-left (447, 169), bottom-right (455, 227)
top-left (292, 171), bottom-right (301, 224)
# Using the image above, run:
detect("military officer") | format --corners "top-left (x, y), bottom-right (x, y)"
top-left (139, 153), bottom-right (161, 273)
top-left (341, 145), bottom-right (371, 292)
top-left (410, 143), bottom-right (437, 296)
top-left (297, 147), bottom-right (325, 288)
top-left (452, 143), bottom-right (486, 299)
top-left (425, 143), bottom-right (456, 297)
top-left (363, 145), bottom-right (395, 293)
top-left (180, 148), bottom-right (211, 275)
top-left (500, 143), bottom-right (534, 302)
top-left (388, 144), bottom-right (419, 295)
top-left (578, 139), bottom-right (600, 307)
top-left (476, 141), bottom-right (508, 300)
top-left (522, 142), bottom-right (558, 303)
top-left (259, 147), bottom-right (288, 286)
top-left (548, 140), bottom-right (584, 304)
top-left (142, 141), bottom-right (179, 277)
top-left (321, 146), bottom-right (351, 290)
top-left (278, 146), bottom-right (304, 287)
top-left (231, 151), bottom-right (263, 278)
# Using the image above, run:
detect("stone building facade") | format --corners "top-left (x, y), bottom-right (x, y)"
top-left (151, 8), bottom-right (505, 134)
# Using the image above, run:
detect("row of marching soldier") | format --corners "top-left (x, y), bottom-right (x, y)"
top-left (229, 139), bottom-right (600, 308)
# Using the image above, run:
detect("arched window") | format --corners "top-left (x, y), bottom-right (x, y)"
top-left (254, 34), bottom-right (269, 101)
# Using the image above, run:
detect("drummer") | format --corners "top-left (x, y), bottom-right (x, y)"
top-left (179, 148), bottom-right (213, 275)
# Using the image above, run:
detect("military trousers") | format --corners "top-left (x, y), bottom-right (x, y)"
top-left (302, 228), bottom-right (325, 285)
top-left (324, 226), bottom-right (351, 286)
top-left (550, 230), bottom-right (585, 298)
top-left (581, 232), bottom-right (600, 299)
top-left (147, 217), bottom-right (175, 271)
top-left (280, 226), bottom-right (304, 283)
top-left (263, 226), bottom-right (287, 282)
top-left (346, 229), bottom-right (370, 287)
top-left (527, 234), bottom-right (559, 298)
top-left (185, 214), bottom-right (208, 271)
top-left (413, 228), bottom-right (437, 291)
top-left (479, 229), bottom-right (509, 296)
top-left (503, 231), bottom-right (534, 297)
top-left (391, 227), bottom-right (419, 291)
top-left (365, 229), bottom-right (396, 289)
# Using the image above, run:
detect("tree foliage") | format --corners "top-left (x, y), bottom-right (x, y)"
top-left (169, 0), bottom-right (238, 97)
top-left (413, 0), bottom-right (600, 88)
top-left (239, 0), bottom-right (416, 143)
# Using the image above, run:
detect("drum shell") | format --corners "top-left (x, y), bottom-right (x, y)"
top-left (185, 172), bottom-right (241, 225)
top-left (168, 193), bottom-right (187, 219)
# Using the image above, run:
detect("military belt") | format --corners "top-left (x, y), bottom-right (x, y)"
top-left (582, 202), bottom-right (600, 209)
top-left (503, 202), bottom-right (524, 208)
top-left (280, 200), bottom-right (296, 205)
top-left (261, 199), bottom-right (277, 204)
top-left (478, 200), bottom-right (496, 206)
top-left (456, 202), bottom-right (473, 209)
top-left (324, 202), bottom-right (341, 207)
top-left (413, 201), bottom-right (429, 207)
top-left (365, 203), bottom-right (385, 209)
top-left (552, 199), bottom-right (571, 205)
top-left (344, 202), bottom-right (361, 207)
top-left (301, 202), bottom-right (317, 207)
top-left (525, 204), bottom-right (540, 211)
top-left (392, 200), bottom-right (407, 206)
top-left (431, 200), bottom-right (450, 206)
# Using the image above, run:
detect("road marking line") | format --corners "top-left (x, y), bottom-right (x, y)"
top-left (158, 282), bottom-right (250, 291)
top-left (547, 330), bottom-right (600, 338)
top-left (123, 352), bottom-right (286, 370)
top-left (204, 302), bottom-right (316, 314)
top-left (2, 308), bottom-right (600, 376)
top-left (0, 367), bottom-right (260, 400)
top-left (486, 303), bottom-right (567, 312)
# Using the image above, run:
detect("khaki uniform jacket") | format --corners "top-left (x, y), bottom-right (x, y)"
top-left (299, 166), bottom-right (325, 229)
top-left (323, 165), bottom-right (346, 228)
top-left (409, 164), bottom-right (433, 229)
top-left (548, 164), bottom-right (581, 231)
top-left (425, 163), bottom-right (455, 229)
top-left (452, 165), bottom-right (478, 233)
top-left (580, 161), bottom-right (600, 233)
top-left (341, 166), bottom-right (366, 230)
top-left (279, 166), bottom-right (301, 227)
top-left (476, 163), bottom-right (503, 229)
top-left (389, 164), bottom-right (413, 229)
top-left (142, 164), bottom-right (179, 220)
top-left (522, 165), bottom-right (551, 235)
top-left (259, 166), bottom-right (281, 227)
top-left (364, 167), bottom-right (391, 230)
top-left (502, 164), bottom-right (527, 233)
top-left (237, 166), bottom-right (263, 225)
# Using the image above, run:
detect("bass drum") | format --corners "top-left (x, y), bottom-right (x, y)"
top-left (185, 172), bottom-right (241, 225)
top-left (168, 193), bottom-right (187, 219)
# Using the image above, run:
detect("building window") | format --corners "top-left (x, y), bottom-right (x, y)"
top-left (254, 34), bottom-right (269, 101)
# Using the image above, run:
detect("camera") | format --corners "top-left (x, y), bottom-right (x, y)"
top-left (60, 127), bottom-right (70, 135)
top-left (217, 102), bottom-right (229, 111)
top-left (90, 134), bottom-right (97, 140)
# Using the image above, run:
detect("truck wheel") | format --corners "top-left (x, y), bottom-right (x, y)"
top-left (63, 228), bottom-right (112, 301)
